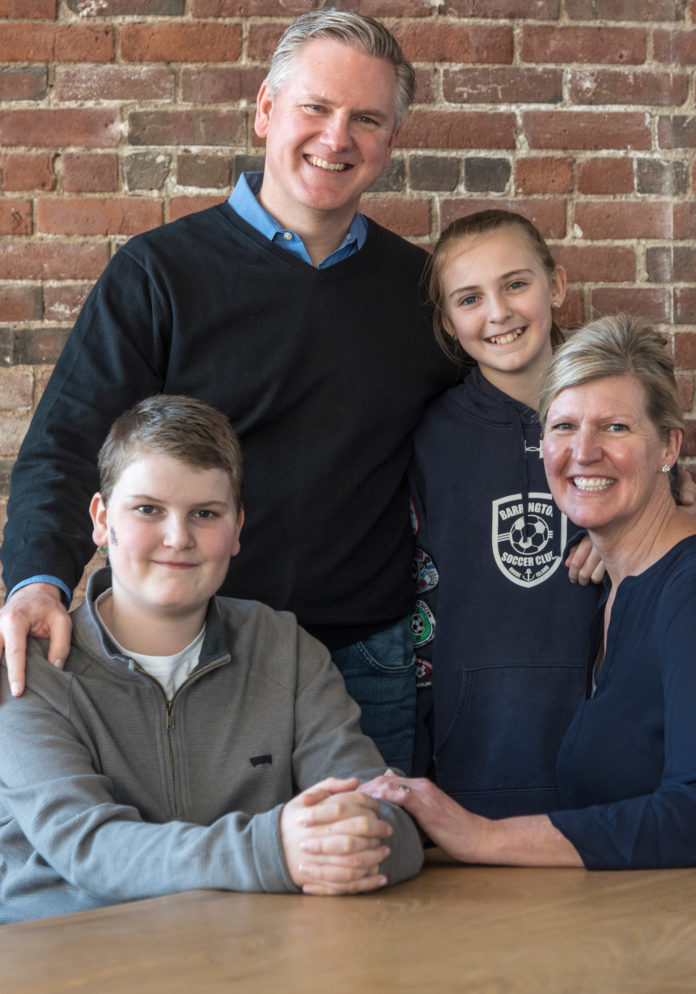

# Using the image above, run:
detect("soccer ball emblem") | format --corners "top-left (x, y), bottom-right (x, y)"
top-left (509, 514), bottom-right (549, 555)
top-left (409, 600), bottom-right (435, 648)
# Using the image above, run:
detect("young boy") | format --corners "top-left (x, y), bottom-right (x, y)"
top-left (0, 396), bottom-right (422, 923)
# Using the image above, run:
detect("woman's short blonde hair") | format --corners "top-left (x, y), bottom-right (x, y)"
top-left (538, 313), bottom-right (683, 441)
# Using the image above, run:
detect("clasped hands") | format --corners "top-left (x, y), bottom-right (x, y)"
top-left (280, 776), bottom-right (393, 896)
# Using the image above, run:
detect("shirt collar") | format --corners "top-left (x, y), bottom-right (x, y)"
top-left (228, 171), bottom-right (367, 269)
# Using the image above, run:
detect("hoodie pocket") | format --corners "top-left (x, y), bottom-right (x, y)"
top-left (433, 662), bottom-right (585, 807)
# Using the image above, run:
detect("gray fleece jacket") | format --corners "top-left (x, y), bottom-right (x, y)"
top-left (0, 568), bottom-right (423, 923)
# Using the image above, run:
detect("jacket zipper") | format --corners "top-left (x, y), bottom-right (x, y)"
top-left (134, 656), bottom-right (228, 812)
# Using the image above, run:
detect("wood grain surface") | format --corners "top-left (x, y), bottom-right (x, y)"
top-left (2, 851), bottom-right (695, 994)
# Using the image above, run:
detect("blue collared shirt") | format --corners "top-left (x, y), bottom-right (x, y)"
top-left (9, 575), bottom-right (72, 609)
top-left (9, 173), bottom-right (369, 607)
top-left (228, 171), bottom-right (367, 268)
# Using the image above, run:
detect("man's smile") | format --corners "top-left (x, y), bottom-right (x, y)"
top-left (305, 155), bottom-right (350, 172)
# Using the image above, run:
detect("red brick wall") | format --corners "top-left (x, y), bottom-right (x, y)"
top-left (1, 0), bottom-right (695, 596)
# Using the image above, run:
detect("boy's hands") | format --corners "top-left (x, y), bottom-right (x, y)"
top-left (280, 777), bottom-right (393, 895)
top-left (0, 584), bottom-right (72, 697)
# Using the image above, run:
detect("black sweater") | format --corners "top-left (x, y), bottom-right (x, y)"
top-left (2, 204), bottom-right (453, 649)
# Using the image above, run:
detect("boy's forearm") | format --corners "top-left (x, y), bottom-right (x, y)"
top-left (377, 801), bottom-right (425, 883)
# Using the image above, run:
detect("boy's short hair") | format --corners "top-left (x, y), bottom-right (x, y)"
top-left (98, 395), bottom-right (243, 509)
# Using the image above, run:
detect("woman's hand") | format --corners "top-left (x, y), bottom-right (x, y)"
top-left (359, 771), bottom-right (485, 863)
top-left (360, 772), bottom-right (583, 868)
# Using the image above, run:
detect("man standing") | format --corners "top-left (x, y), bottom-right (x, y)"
top-left (0, 10), bottom-right (453, 771)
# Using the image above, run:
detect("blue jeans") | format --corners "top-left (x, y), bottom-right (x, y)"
top-left (331, 618), bottom-right (415, 774)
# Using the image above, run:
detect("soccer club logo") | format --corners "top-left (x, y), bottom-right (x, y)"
top-left (492, 492), bottom-right (567, 588)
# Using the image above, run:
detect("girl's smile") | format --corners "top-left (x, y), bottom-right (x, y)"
top-left (440, 227), bottom-right (566, 407)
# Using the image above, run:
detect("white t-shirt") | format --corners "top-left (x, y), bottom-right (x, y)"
top-left (96, 589), bottom-right (205, 700)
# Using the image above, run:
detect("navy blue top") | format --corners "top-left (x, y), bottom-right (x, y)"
top-left (410, 368), bottom-right (600, 817)
top-left (550, 535), bottom-right (696, 868)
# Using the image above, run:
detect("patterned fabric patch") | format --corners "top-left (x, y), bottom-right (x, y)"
top-left (409, 599), bottom-right (435, 648)
top-left (415, 655), bottom-right (432, 689)
top-left (409, 494), bottom-right (420, 536)
top-left (413, 547), bottom-right (439, 594)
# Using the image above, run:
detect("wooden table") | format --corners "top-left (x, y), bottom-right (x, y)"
top-left (2, 852), bottom-right (695, 994)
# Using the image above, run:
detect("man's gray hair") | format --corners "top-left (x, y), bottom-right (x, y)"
top-left (265, 9), bottom-right (416, 130)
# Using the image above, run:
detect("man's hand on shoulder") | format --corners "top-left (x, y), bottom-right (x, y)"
top-left (0, 583), bottom-right (72, 697)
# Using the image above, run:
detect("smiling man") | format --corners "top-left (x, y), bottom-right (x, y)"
top-left (254, 34), bottom-right (400, 264)
top-left (0, 9), bottom-right (453, 772)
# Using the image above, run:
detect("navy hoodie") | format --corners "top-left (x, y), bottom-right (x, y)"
top-left (409, 367), bottom-right (600, 818)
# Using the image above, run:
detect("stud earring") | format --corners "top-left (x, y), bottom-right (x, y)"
top-left (661, 464), bottom-right (671, 473)
top-left (552, 300), bottom-right (561, 309)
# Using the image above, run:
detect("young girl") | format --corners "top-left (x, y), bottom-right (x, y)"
top-left (409, 209), bottom-right (601, 818)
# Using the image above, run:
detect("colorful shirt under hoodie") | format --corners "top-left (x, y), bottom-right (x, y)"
top-left (409, 367), bottom-right (600, 818)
